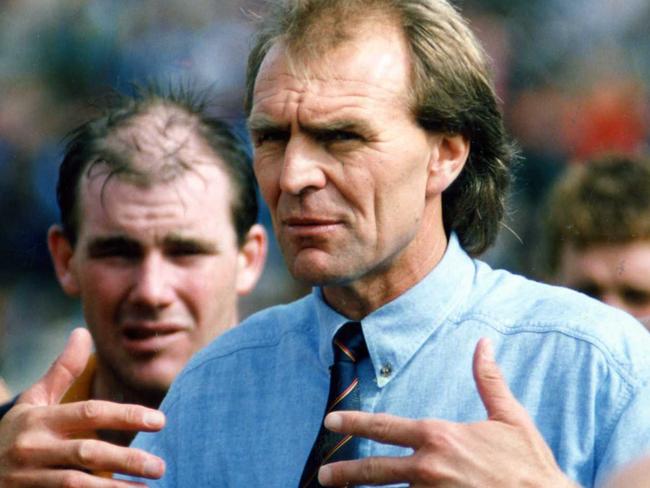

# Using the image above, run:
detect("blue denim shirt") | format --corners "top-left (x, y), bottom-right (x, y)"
top-left (130, 234), bottom-right (650, 487)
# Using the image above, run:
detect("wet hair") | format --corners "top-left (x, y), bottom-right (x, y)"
top-left (542, 153), bottom-right (650, 274)
top-left (57, 84), bottom-right (258, 247)
top-left (244, 0), bottom-right (516, 255)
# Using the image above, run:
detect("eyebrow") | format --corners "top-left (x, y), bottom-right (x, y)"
top-left (86, 236), bottom-right (141, 256)
top-left (247, 114), bottom-right (287, 133)
top-left (86, 234), bottom-right (220, 256)
top-left (163, 234), bottom-right (220, 254)
top-left (248, 114), bottom-right (373, 137)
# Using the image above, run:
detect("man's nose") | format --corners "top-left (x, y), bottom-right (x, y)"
top-left (129, 253), bottom-right (175, 308)
top-left (279, 136), bottom-right (327, 195)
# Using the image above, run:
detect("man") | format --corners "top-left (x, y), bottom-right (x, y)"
top-left (543, 153), bottom-right (650, 323)
top-left (131, 1), bottom-right (650, 486)
top-left (0, 87), bottom-right (267, 485)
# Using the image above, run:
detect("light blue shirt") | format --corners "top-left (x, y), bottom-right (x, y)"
top-left (130, 234), bottom-right (650, 487)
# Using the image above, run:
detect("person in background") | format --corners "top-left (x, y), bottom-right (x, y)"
top-left (0, 86), bottom-right (267, 485)
top-left (128, 1), bottom-right (650, 487)
top-left (542, 153), bottom-right (650, 325)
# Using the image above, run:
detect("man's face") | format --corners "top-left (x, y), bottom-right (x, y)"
top-left (250, 25), bottom-right (460, 295)
top-left (558, 241), bottom-right (650, 322)
top-left (51, 140), bottom-right (258, 394)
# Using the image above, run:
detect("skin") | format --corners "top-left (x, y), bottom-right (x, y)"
top-left (601, 454), bottom-right (650, 488)
top-left (0, 108), bottom-right (268, 486)
top-left (250, 22), bottom-right (575, 487)
top-left (249, 23), bottom-right (467, 319)
top-left (557, 241), bottom-right (650, 324)
top-left (0, 379), bottom-right (9, 404)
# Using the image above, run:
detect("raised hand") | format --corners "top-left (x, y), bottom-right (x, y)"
top-left (0, 328), bottom-right (165, 487)
top-left (317, 338), bottom-right (579, 487)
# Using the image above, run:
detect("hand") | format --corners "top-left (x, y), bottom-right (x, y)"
top-left (318, 338), bottom-right (579, 487)
top-left (0, 328), bottom-right (165, 487)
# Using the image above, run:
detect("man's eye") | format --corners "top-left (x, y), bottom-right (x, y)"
top-left (254, 130), bottom-right (288, 147)
top-left (166, 245), bottom-right (210, 258)
top-left (621, 287), bottom-right (650, 306)
top-left (321, 130), bottom-right (361, 143)
top-left (90, 247), bottom-right (141, 260)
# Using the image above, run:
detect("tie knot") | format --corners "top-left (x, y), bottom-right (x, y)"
top-left (333, 322), bottom-right (367, 363)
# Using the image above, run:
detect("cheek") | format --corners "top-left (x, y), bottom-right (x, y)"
top-left (78, 266), bottom-right (126, 316)
top-left (182, 261), bottom-right (240, 314)
top-left (254, 158), bottom-right (281, 205)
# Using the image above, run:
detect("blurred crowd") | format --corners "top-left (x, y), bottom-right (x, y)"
top-left (1, 0), bottom-right (649, 393)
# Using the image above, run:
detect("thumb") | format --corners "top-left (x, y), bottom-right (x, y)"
top-left (472, 338), bottom-right (528, 425)
top-left (18, 327), bottom-right (93, 406)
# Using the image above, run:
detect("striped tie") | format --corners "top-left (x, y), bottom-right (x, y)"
top-left (300, 322), bottom-right (368, 488)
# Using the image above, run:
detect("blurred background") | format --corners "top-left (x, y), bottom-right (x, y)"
top-left (0, 0), bottom-right (648, 393)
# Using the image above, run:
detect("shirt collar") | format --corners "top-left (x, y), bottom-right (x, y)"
top-left (313, 233), bottom-right (475, 387)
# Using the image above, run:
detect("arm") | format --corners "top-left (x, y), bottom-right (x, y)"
top-left (317, 338), bottom-right (580, 488)
top-left (0, 328), bottom-right (165, 487)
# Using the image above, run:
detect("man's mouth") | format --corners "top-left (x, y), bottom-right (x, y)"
top-left (282, 217), bottom-right (342, 236)
top-left (120, 323), bottom-right (187, 354)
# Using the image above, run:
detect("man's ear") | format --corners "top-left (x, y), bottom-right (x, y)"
top-left (235, 223), bottom-right (268, 296)
top-left (426, 133), bottom-right (470, 196)
top-left (47, 225), bottom-right (81, 297)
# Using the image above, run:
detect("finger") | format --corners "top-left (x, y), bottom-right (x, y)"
top-left (318, 456), bottom-right (413, 486)
top-left (8, 469), bottom-right (150, 487)
top-left (324, 411), bottom-right (430, 448)
top-left (42, 400), bottom-right (165, 433)
top-left (23, 438), bottom-right (164, 479)
top-left (472, 338), bottom-right (528, 425)
top-left (18, 328), bottom-right (93, 406)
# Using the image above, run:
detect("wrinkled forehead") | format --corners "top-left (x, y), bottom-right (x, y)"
top-left (251, 21), bottom-right (413, 114)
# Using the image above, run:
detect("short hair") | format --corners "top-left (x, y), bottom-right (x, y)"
top-left (542, 154), bottom-right (650, 274)
top-left (244, 0), bottom-right (516, 255)
top-left (57, 85), bottom-right (258, 247)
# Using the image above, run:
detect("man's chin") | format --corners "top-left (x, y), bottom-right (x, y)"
top-left (287, 251), bottom-right (351, 285)
top-left (118, 360), bottom-right (179, 398)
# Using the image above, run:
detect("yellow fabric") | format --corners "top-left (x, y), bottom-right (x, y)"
top-left (61, 354), bottom-right (97, 405)
top-left (61, 354), bottom-right (112, 479)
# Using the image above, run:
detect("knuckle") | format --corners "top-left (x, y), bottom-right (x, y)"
top-left (8, 434), bottom-right (36, 465)
top-left (412, 455), bottom-right (440, 482)
top-left (60, 471), bottom-right (84, 488)
top-left (15, 408), bottom-right (42, 431)
top-left (75, 439), bottom-right (97, 466)
top-left (371, 413), bottom-right (394, 440)
top-left (81, 400), bottom-right (103, 420)
top-left (361, 456), bottom-right (380, 482)
top-left (124, 405), bottom-right (141, 425)
top-left (124, 449), bottom-right (146, 475)
top-left (419, 421), bottom-right (452, 451)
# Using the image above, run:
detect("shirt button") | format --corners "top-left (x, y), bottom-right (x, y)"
top-left (380, 363), bottom-right (392, 378)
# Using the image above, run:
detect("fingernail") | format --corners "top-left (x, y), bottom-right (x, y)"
top-left (318, 464), bottom-right (332, 485)
top-left (144, 411), bottom-right (165, 428)
top-left (144, 458), bottom-right (164, 477)
top-left (324, 412), bottom-right (342, 430)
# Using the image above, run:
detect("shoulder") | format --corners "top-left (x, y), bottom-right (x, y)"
top-left (177, 294), bottom-right (317, 379)
top-left (463, 261), bottom-right (650, 381)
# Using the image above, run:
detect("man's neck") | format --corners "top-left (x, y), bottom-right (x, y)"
top-left (323, 231), bottom-right (448, 320)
